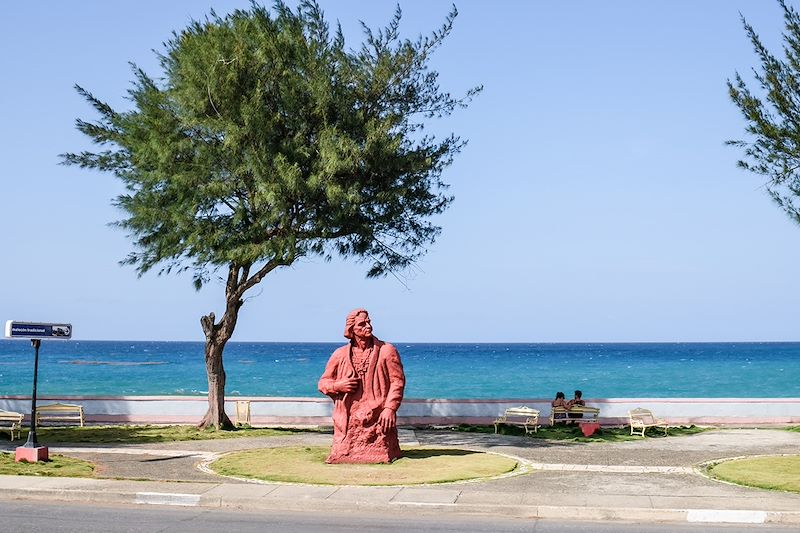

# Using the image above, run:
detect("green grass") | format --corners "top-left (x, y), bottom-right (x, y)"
top-left (210, 446), bottom-right (518, 485)
top-left (0, 453), bottom-right (95, 477)
top-left (5, 425), bottom-right (311, 444)
top-left (453, 424), bottom-right (707, 442)
top-left (709, 455), bottom-right (800, 493)
top-left (1, 423), bottom-right (708, 446)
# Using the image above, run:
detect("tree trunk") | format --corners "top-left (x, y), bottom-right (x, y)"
top-left (197, 334), bottom-right (234, 430)
top-left (197, 265), bottom-right (246, 430)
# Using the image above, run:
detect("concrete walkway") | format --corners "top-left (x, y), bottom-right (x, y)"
top-left (2, 428), bottom-right (800, 526)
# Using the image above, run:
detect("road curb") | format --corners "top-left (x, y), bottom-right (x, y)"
top-left (2, 484), bottom-right (800, 525)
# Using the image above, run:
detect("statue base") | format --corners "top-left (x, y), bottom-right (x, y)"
top-left (326, 448), bottom-right (402, 464)
top-left (15, 446), bottom-right (49, 463)
top-left (326, 432), bottom-right (403, 463)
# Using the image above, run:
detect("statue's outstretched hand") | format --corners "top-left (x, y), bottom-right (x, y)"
top-left (378, 407), bottom-right (396, 432)
top-left (334, 378), bottom-right (359, 393)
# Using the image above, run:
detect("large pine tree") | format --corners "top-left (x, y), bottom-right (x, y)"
top-left (63, 1), bottom-right (480, 429)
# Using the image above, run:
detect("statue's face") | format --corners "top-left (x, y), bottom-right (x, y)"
top-left (352, 313), bottom-right (373, 340)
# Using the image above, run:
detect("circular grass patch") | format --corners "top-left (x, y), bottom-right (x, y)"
top-left (709, 455), bottom-right (800, 493)
top-left (209, 446), bottom-right (519, 485)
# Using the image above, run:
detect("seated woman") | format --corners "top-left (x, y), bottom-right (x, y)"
top-left (551, 391), bottom-right (570, 419)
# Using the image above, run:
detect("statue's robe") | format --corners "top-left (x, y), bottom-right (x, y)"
top-left (318, 338), bottom-right (405, 463)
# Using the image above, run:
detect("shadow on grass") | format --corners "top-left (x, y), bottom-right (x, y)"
top-left (141, 454), bottom-right (197, 462)
top-left (402, 448), bottom-right (481, 459)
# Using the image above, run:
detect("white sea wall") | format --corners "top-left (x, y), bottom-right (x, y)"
top-left (1, 396), bottom-right (799, 426)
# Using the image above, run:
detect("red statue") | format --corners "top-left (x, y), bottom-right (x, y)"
top-left (318, 309), bottom-right (406, 463)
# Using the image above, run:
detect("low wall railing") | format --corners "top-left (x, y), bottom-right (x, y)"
top-left (1, 396), bottom-right (798, 426)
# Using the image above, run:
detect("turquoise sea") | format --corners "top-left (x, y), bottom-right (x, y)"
top-left (0, 341), bottom-right (798, 399)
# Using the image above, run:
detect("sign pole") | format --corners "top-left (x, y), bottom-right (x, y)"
top-left (4, 320), bottom-right (70, 463)
top-left (22, 339), bottom-right (41, 449)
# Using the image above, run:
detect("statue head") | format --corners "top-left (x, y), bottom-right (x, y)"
top-left (344, 308), bottom-right (372, 340)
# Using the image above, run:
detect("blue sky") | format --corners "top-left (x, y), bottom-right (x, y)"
top-left (1, 1), bottom-right (798, 343)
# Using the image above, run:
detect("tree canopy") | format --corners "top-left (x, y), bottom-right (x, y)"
top-left (64, 1), bottom-right (480, 287)
top-left (729, 0), bottom-right (800, 225)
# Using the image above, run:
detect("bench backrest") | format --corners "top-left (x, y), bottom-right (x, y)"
top-left (0, 410), bottom-right (23, 422)
top-left (629, 408), bottom-right (656, 424)
top-left (504, 407), bottom-right (539, 418)
top-left (38, 403), bottom-right (82, 412)
top-left (569, 405), bottom-right (599, 414)
top-left (552, 405), bottom-right (599, 414)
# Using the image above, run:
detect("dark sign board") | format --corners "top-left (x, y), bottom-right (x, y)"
top-left (4, 321), bottom-right (72, 340)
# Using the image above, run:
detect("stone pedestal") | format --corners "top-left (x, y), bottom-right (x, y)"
top-left (15, 446), bottom-right (49, 463)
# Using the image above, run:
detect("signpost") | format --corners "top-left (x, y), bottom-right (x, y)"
top-left (5, 321), bottom-right (72, 340)
top-left (4, 320), bottom-right (72, 463)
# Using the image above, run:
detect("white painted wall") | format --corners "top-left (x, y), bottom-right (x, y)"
top-left (1, 396), bottom-right (799, 426)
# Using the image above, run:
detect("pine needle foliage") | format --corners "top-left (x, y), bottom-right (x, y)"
top-left (729, 0), bottom-right (800, 225)
top-left (63, 1), bottom-right (480, 286)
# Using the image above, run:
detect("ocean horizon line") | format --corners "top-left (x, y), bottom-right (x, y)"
top-left (3, 339), bottom-right (799, 345)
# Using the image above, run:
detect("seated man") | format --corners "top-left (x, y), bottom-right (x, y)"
top-left (567, 390), bottom-right (585, 419)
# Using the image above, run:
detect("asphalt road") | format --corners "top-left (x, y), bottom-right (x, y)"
top-left (0, 500), bottom-right (796, 533)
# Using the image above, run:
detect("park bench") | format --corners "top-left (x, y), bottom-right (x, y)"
top-left (0, 409), bottom-right (24, 440)
top-left (628, 408), bottom-right (668, 437)
top-left (36, 403), bottom-right (85, 427)
top-left (493, 406), bottom-right (540, 434)
top-left (549, 405), bottom-right (600, 426)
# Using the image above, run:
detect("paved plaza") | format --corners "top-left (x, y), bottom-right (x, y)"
top-left (1, 428), bottom-right (800, 525)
